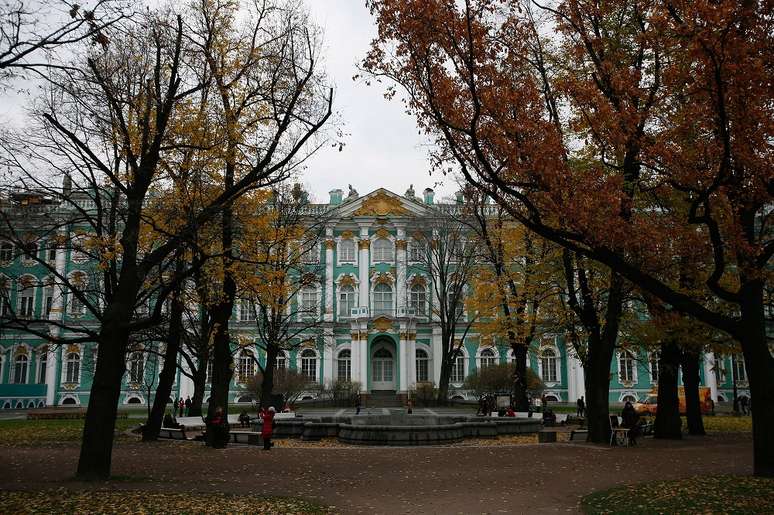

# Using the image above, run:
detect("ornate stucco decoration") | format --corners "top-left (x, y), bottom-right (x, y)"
top-left (353, 191), bottom-right (410, 217)
top-left (340, 230), bottom-right (354, 240)
top-left (66, 344), bottom-right (80, 354)
top-left (324, 239), bottom-right (336, 250)
top-left (395, 239), bottom-right (407, 250)
top-left (372, 271), bottom-right (393, 286)
top-left (400, 332), bottom-right (417, 340)
top-left (409, 275), bottom-right (427, 287)
top-left (375, 228), bottom-right (391, 239)
top-left (14, 346), bottom-right (28, 356)
top-left (302, 339), bottom-right (316, 349)
top-left (372, 316), bottom-right (393, 332)
top-left (338, 274), bottom-right (356, 288)
top-left (358, 239), bottom-right (370, 250)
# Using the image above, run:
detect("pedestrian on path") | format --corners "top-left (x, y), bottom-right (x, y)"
top-left (261, 406), bottom-right (276, 450)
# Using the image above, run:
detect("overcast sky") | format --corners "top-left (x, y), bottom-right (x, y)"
top-left (303, 1), bottom-right (456, 203)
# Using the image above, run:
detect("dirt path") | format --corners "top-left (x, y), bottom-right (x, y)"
top-left (0, 434), bottom-right (753, 514)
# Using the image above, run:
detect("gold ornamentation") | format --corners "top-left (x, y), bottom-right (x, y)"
top-left (351, 333), bottom-right (360, 341)
top-left (339, 275), bottom-right (356, 287)
top-left (399, 332), bottom-right (417, 340)
top-left (62, 383), bottom-right (77, 391)
top-left (372, 316), bottom-right (393, 332)
top-left (412, 231), bottom-right (425, 241)
top-left (325, 239), bottom-right (336, 250)
top-left (375, 228), bottom-right (391, 239)
top-left (302, 339), bottom-right (316, 349)
top-left (66, 344), bottom-right (79, 354)
top-left (353, 191), bottom-right (410, 217)
top-left (14, 346), bottom-right (28, 356)
top-left (410, 275), bottom-right (427, 287)
top-left (373, 272), bottom-right (392, 286)
top-left (358, 239), bottom-right (370, 250)
top-left (340, 230), bottom-right (354, 239)
top-left (395, 239), bottom-right (407, 250)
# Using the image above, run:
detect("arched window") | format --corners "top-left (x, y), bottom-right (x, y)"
top-left (65, 353), bottom-right (80, 383)
top-left (622, 394), bottom-right (637, 403)
top-left (450, 351), bottom-right (466, 383)
top-left (339, 239), bottom-right (356, 263)
top-left (61, 397), bottom-right (77, 405)
top-left (649, 352), bottom-right (660, 382)
top-left (129, 352), bottom-right (144, 383)
top-left (17, 276), bottom-right (35, 318)
top-left (338, 285), bottom-right (355, 318)
top-left (37, 348), bottom-right (47, 384)
top-left (373, 283), bottom-right (393, 315)
top-left (479, 348), bottom-right (496, 369)
top-left (540, 349), bottom-right (558, 383)
top-left (43, 280), bottom-right (55, 317)
top-left (409, 283), bottom-right (426, 316)
top-left (13, 354), bottom-right (28, 384)
top-left (0, 241), bottom-right (13, 262)
top-left (127, 397), bottom-right (142, 404)
top-left (337, 349), bottom-right (351, 382)
top-left (238, 350), bottom-right (255, 383)
top-left (416, 349), bottom-right (430, 382)
top-left (21, 242), bottom-right (37, 264)
top-left (733, 354), bottom-right (746, 382)
top-left (619, 350), bottom-right (635, 383)
top-left (301, 349), bottom-right (317, 382)
top-left (300, 287), bottom-right (318, 318)
top-left (276, 351), bottom-right (287, 370)
top-left (372, 239), bottom-right (394, 262)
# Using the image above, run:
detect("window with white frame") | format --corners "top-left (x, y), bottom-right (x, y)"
top-left (43, 281), bottom-right (54, 317)
top-left (45, 242), bottom-right (57, 263)
top-left (68, 272), bottom-right (87, 316)
top-left (649, 352), bottom-right (660, 382)
top-left (238, 350), bottom-right (255, 383)
top-left (338, 285), bottom-right (355, 318)
top-left (21, 242), bottom-right (37, 264)
top-left (301, 349), bottom-right (317, 381)
top-left (129, 352), bottom-right (144, 383)
top-left (540, 348), bottom-right (558, 383)
top-left (372, 238), bottom-right (394, 262)
top-left (409, 283), bottom-right (426, 316)
top-left (37, 349), bottom-right (47, 383)
top-left (373, 283), bottom-right (393, 315)
top-left (339, 239), bottom-right (356, 263)
top-left (71, 236), bottom-right (88, 263)
top-left (337, 349), bottom-right (351, 382)
top-left (416, 349), bottom-right (429, 382)
top-left (450, 352), bottom-right (465, 383)
top-left (18, 277), bottom-right (35, 318)
top-left (0, 276), bottom-right (10, 317)
top-left (479, 348), bottom-right (496, 369)
top-left (239, 299), bottom-right (255, 322)
top-left (276, 351), bottom-right (287, 370)
top-left (302, 243), bottom-right (319, 264)
top-left (733, 354), bottom-right (746, 382)
top-left (65, 352), bottom-right (80, 383)
top-left (408, 240), bottom-right (423, 262)
top-left (300, 287), bottom-right (318, 318)
top-left (13, 354), bottom-right (28, 384)
top-left (619, 350), bottom-right (635, 383)
top-left (0, 241), bottom-right (12, 262)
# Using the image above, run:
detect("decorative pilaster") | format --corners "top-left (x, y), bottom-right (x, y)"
top-left (704, 351), bottom-right (718, 401)
top-left (323, 328), bottom-right (334, 386)
top-left (324, 229), bottom-right (335, 322)
top-left (432, 326), bottom-right (442, 386)
top-left (357, 225), bottom-right (370, 310)
top-left (46, 232), bottom-right (68, 406)
top-left (395, 225), bottom-right (407, 314)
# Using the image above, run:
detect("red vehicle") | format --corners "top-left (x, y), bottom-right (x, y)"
top-left (632, 387), bottom-right (714, 416)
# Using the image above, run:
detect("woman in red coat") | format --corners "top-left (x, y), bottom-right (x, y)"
top-left (261, 406), bottom-right (276, 450)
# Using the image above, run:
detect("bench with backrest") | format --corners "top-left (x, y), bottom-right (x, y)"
top-left (229, 430), bottom-right (262, 445)
top-left (609, 415), bottom-right (631, 446)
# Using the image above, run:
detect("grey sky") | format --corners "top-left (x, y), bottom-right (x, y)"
top-left (303, 1), bottom-right (455, 203)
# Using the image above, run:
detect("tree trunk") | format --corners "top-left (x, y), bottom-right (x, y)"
top-left (436, 353), bottom-right (451, 403)
top-left (188, 361), bottom-right (207, 417)
top-left (511, 343), bottom-right (529, 411)
top-left (654, 341), bottom-right (682, 439)
top-left (680, 348), bottom-right (705, 436)
top-left (142, 286), bottom-right (184, 442)
top-left (259, 345), bottom-right (278, 408)
top-left (76, 318), bottom-right (130, 479)
top-left (584, 332), bottom-right (615, 444)
top-left (738, 279), bottom-right (774, 477)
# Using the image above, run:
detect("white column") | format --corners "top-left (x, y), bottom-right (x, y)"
top-left (324, 228), bottom-right (334, 322)
top-left (396, 225), bottom-right (407, 313)
top-left (704, 352), bottom-right (718, 401)
top-left (432, 326), bottom-right (442, 386)
top-left (351, 332), bottom-right (361, 388)
top-left (360, 332), bottom-right (368, 393)
top-left (408, 336), bottom-right (417, 388)
top-left (323, 328), bottom-right (334, 386)
top-left (357, 225), bottom-right (370, 310)
top-left (399, 325), bottom-right (408, 393)
top-left (46, 233), bottom-right (68, 406)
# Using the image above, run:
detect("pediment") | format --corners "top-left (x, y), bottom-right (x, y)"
top-left (335, 188), bottom-right (431, 218)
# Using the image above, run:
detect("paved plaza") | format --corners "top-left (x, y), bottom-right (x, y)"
top-left (0, 430), bottom-right (752, 514)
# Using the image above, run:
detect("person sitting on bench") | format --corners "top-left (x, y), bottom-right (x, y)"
top-left (621, 401), bottom-right (641, 445)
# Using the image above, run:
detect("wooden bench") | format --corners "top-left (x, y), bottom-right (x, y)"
top-left (609, 415), bottom-right (631, 446)
top-left (229, 431), bottom-right (262, 445)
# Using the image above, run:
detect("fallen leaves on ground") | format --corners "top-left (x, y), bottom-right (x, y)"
top-left (0, 419), bottom-right (137, 446)
top-left (582, 475), bottom-right (774, 514)
top-left (0, 490), bottom-right (334, 514)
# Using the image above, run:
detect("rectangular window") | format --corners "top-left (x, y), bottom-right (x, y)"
top-left (69, 294), bottom-right (85, 316)
top-left (300, 290), bottom-right (317, 318)
top-left (416, 358), bottom-right (428, 382)
top-left (450, 355), bottom-right (465, 383)
top-left (339, 240), bottom-right (356, 263)
top-left (338, 289), bottom-right (354, 318)
top-left (239, 300), bottom-right (255, 322)
top-left (19, 294), bottom-right (34, 318)
top-left (46, 245), bottom-right (57, 263)
top-left (409, 241), bottom-right (423, 262)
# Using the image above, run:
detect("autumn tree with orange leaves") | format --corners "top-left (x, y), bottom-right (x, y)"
top-left (364, 0), bottom-right (774, 476)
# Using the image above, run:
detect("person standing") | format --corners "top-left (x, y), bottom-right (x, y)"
top-left (184, 396), bottom-right (192, 416)
top-left (178, 398), bottom-right (185, 418)
top-left (261, 406), bottom-right (276, 450)
top-left (355, 393), bottom-right (362, 415)
top-left (577, 396), bottom-right (585, 417)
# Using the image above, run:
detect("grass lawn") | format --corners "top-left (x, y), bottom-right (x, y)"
top-left (0, 490), bottom-right (333, 514)
top-left (582, 475), bottom-right (774, 514)
top-left (638, 415), bottom-right (752, 433)
top-left (0, 418), bottom-right (138, 446)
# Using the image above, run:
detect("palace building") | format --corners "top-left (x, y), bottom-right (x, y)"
top-left (0, 186), bottom-right (749, 409)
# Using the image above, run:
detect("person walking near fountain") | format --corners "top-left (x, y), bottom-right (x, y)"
top-left (261, 407), bottom-right (276, 451)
